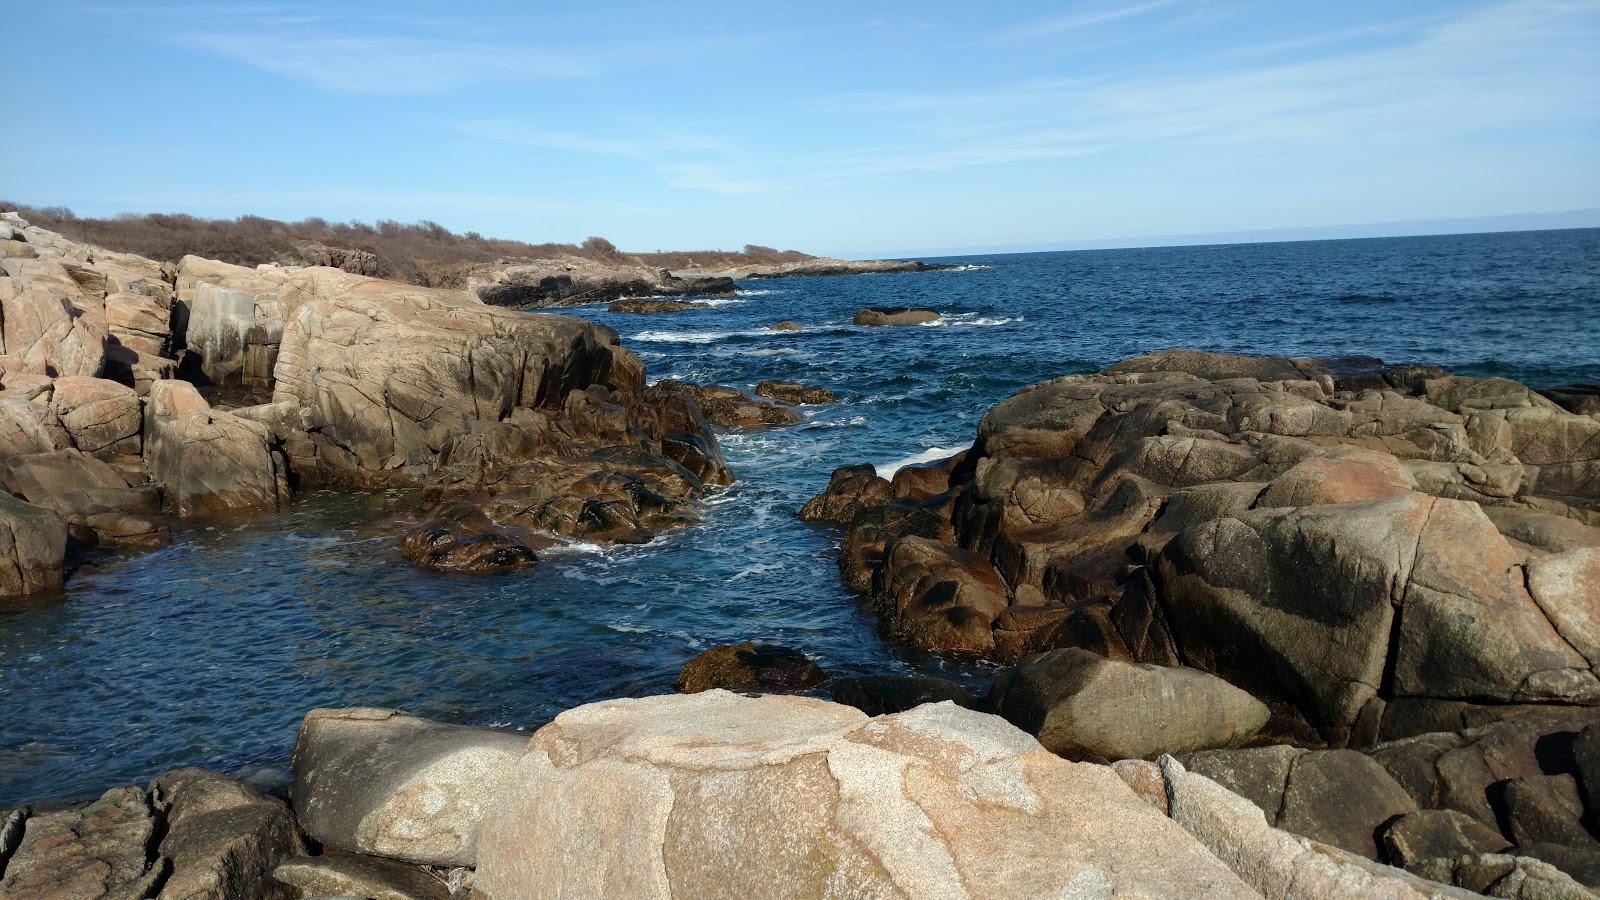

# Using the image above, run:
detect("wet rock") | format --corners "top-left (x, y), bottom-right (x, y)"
top-left (673, 642), bottom-right (827, 694)
top-left (754, 380), bottom-right (835, 405)
top-left (291, 707), bottom-right (526, 868)
top-left (472, 691), bottom-right (1257, 898)
top-left (652, 381), bottom-right (802, 429)
top-left (988, 648), bottom-right (1270, 761)
top-left (272, 851), bottom-right (451, 900)
top-left (852, 306), bottom-right (940, 326)
top-left (828, 674), bottom-right (975, 715)
top-left (399, 524), bottom-right (539, 574)
top-left (769, 320), bottom-right (803, 331)
top-left (606, 298), bottom-right (708, 313)
top-left (0, 492), bottom-right (66, 598)
top-left (1276, 748), bottom-right (1420, 860)
top-left (798, 464), bottom-right (891, 525)
top-left (1381, 809), bottom-right (1512, 868)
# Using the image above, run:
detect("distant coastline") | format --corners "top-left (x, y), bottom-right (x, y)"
top-left (859, 207), bottom-right (1600, 260)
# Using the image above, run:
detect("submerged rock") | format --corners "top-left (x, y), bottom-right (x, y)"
top-left (673, 642), bottom-right (828, 693)
top-left (653, 380), bottom-right (803, 429)
top-left (754, 379), bottom-right (835, 404)
top-left (606, 298), bottom-right (709, 314)
top-left (852, 306), bottom-right (940, 326)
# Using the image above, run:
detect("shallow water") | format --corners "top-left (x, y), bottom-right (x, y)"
top-left (3, 228), bottom-right (1598, 805)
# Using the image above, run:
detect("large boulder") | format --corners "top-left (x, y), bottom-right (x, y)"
top-left (653, 381), bottom-right (803, 429)
top-left (0, 493), bottom-right (66, 598)
top-left (144, 380), bottom-right (288, 517)
top-left (290, 707), bottom-right (526, 868)
top-left (0, 449), bottom-right (165, 548)
top-left (1275, 749), bottom-right (1420, 860)
top-left (988, 648), bottom-right (1269, 760)
top-left (472, 691), bottom-right (1257, 897)
top-left (797, 464), bottom-right (890, 525)
top-left (0, 269), bottom-right (107, 378)
top-left (271, 283), bottom-right (641, 485)
top-left (754, 380), bottom-right (835, 404)
top-left (50, 376), bottom-right (141, 457)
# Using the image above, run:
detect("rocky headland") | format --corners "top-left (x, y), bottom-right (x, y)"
top-left (2, 206), bottom-right (1597, 898)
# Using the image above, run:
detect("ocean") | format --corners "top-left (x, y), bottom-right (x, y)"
top-left (2, 227), bottom-right (1597, 804)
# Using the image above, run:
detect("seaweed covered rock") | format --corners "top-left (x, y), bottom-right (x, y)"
top-left (673, 642), bottom-right (828, 693)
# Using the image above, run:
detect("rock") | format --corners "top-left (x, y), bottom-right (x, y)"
top-left (272, 284), bottom-right (643, 484)
top-left (399, 524), bottom-right (539, 574)
top-left (104, 290), bottom-right (172, 357)
top-left (852, 306), bottom-right (940, 326)
top-left (144, 380), bottom-right (288, 518)
top-left (754, 380), bottom-right (835, 404)
top-left (1410, 853), bottom-right (1592, 899)
top-left (1577, 723), bottom-right (1599, 822)
top-left (652, 381), bottom-right (803, 428)
top-left (472, 691), bottom-right (1257, 898)
top-left (100, 345), bottom-right (177, 396)
top-left (769, 320), bottom-right (803, 331)
top-left (0, 396), bottom-right (63, 456)
top-left (988, 648), bottom-right (1270, 761)
top-left (673, 642), bottom-right (827, 693)
top-left (1513, 844), bottom-right (1600, 890)
top-left (1525, 548), bottom-right (1600, 671)
top-left (1180, 744), bottom-right (1306, 820)
top-left (148, 768), bottom-right (305, 899)
top-left (0, 770), bottom-right (297, 900)
top-left (272, 851), bottom-right (450, 900)
top-left (1105, 349), bottom-right (1318, 382)
top-left (0, 787), bottom-right (164, 899)
top-left (0, 493), bottom-right (66, 598)
top-left (874, 535), bottom-right (1012, 653)
top-left (606, 298), bottom-right (708, 313)
top-left (1502, 774), bottom-right (1596, 850)
top-left (798, 463), bottom-right (891, 524)
top-left (0, 273), bottom-right (107, 378)
top-left (1381, 810), bottom-right (1512, 867)
top-left (50, 377), bottom-right (141, 457)
top-left (1541, 385), bottom-right (1600, 416)
top-left (1276, 749), bottom-right (1420, 860)
top-left (828, 675), bottom-right (976, 715)
top-left (279, 240), bottom-right (389, 276)
top-left (1154, 755), bottom-right (1476, 899)
top-left (0, 449), bottom-right (165, 548)
top-left (290, 708), bottom-right (525, 868)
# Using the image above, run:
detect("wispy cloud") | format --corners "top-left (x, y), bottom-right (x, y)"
top-left (661, 164), bottom-right (774, 196)
top-left (991, 0), bottom-right (1185, 41)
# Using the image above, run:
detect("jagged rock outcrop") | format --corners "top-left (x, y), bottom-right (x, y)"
top-left (652, 381), bottom-right (804, 429)
top-left (807, 350), bottom-right (1600, 751)
top-left (672, 642), bottom-right (828, 693)
top-left (0, 769), bottom-right (302, 900)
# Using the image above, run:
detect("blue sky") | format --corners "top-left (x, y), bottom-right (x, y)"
top-left (4, 1), bottom-right (1598, 255)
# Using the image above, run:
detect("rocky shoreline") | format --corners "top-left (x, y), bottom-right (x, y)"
top-left (1, 207), bottom-right (1596, 897)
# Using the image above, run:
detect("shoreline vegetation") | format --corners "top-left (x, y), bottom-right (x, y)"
top-left (0, 202), bottom-right (945, 309)
top-left (0, 208), bottom-right (1596, 898)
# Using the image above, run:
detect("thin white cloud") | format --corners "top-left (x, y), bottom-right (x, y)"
top-left (991, 0), bottom-right (1185, 40)
top-left (661, 164), bottom-right (774, 196)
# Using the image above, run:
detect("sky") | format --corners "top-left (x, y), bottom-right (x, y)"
top-left (4, 0), bottom-right (1598, 256)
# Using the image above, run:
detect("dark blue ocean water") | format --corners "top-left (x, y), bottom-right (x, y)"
top-left (2, 229), bottom-right (1597, 805)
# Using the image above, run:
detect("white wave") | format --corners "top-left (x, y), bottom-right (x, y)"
top-left (875, 445), bottom-right (969, 478)
top-left (694, 296), bottom-right (746, 307)
top-left (946, 264), bottom-right (993, 271)
top-left (720, 347), bottom-right (801, 357)
top-left (735, 288), bottom-right (786, 297)
top-left (630, 328), bottom-right (771, 343)
top-left (919, 313), bottom-right (1022, 327)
